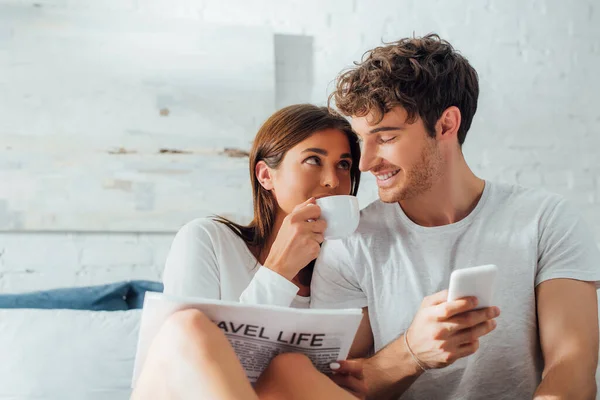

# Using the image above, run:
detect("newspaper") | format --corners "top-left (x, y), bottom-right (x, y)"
top-left (131, 292), bottom-right (363, 387)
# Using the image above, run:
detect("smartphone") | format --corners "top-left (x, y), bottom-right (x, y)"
top-left (447, 264), bottom-right (498, 309)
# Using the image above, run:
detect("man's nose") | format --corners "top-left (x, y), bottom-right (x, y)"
top-left (359, 140), bottom-right (378, 172)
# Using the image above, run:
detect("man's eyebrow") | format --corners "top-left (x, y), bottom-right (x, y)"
top-left (368, 126), bottom-right (404, 134)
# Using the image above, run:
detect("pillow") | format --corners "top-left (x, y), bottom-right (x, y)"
top-left (0, 280), bottom-right (163, 311)
top-left (0, 309), bottom-right (141, 400)
top-left (125, 280), bottom-right (164, 309)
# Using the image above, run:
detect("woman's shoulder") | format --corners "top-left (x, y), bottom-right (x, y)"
top-left (175, 217), bottom-right (228, 238)
top-left (174, 217), bottom-right (247, 248)
top-left (165, 217), bottom-right (249, 272)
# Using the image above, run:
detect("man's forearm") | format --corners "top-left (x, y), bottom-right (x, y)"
top-left (533, 358), bottom-right (597, 400)
top-left (361, 335), bottom-right (425, 400)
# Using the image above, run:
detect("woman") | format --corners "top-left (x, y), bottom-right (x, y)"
top-left (162, 104), bottom-right (361, 307)
top-left (133, 104), bottom-right (366, 399)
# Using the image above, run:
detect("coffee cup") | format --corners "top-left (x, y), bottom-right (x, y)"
top-left (315, 195), bottom-right (360, 240)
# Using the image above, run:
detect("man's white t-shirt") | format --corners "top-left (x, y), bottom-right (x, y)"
top-left (162, 218), bottom-right (308, 308)
top-left (311, 181), bottom-right (600, 400)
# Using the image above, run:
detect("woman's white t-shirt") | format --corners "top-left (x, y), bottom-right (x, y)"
top-left (162, 218), bottom-right (309, 308)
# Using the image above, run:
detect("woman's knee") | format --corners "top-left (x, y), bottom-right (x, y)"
top-left (255, 353), bottom-right (320, 398)
top-left (264, 352), bottom-right (315, 379)
top-left (154, 309), bottom-right (222, 356)
top-left (135, 310), bottom-right (215, 397)
top-left (271, 352), bottom-right (313, 368)
top-left (165, 309), bottom-right (214, 336)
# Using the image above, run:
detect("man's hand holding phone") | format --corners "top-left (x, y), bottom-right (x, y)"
top-left (404, 265), bottom-right (500, 370)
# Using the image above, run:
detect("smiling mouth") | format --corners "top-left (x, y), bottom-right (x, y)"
top-left (375, 169), bottom-right (400, 181)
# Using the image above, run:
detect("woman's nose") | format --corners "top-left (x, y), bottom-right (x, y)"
top-left (322, 167), bottom-right (340, 189)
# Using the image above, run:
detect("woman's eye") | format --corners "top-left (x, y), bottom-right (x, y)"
top-left (305, 156), bottom-right (321, 165)
top-left (338, 160), bottom-right (351, 170)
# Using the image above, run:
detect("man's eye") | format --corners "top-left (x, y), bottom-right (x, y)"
top-left (380, 136), bottom-right (396, 144)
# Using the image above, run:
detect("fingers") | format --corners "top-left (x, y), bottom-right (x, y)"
top-left (309, 219), bottom-right (327, 234)
top-left (331, 360), bottom-right (364, 379)
top-left (330, 360), bottom-right (367, 399)
top-left (292, 201), bottom-right (322, 222)
top-left (312, 233), bottom-right (325, 244)
top-left (290, 203), bottom-right (326, 233)
top-left (450, 319), bottom-right (497, 345)
top-left (292, 197), bottom-right (317, 213)
top-left (410, 291), bottom-right (501, 369)
top-left (330, 374), bottom-right (367, 399)
top-left (454, 340), bottom-right (481, 359)
top-left (433, 309), bottom-right (499, 342)
top-left (433, 297), bottom-right (478, 320)
top-left (447, 306), bottom-right (500, 328)
top-left (423, 290), bottom-right (450, 306)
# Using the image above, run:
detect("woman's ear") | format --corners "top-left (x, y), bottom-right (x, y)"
top-left (255, 161), bottom-right (274, 190)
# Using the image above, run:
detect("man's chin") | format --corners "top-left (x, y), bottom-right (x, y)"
top-left (378, 187), bottom-right (404, 203)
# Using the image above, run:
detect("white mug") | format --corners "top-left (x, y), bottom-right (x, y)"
top-left (315, 195), bottom-right (360, 240)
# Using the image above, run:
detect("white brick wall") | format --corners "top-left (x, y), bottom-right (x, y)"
top-left (0, 0), bottom-right (599, 292)
top-left (0, 232), bottom-right (170, 291)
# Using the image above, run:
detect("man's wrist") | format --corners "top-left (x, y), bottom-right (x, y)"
top-left (365, 335), bottom-right (425, 390)
top-left (404, 328), bottom-right (430, 373)
top-left (395, 334), bottom-right (426, 378)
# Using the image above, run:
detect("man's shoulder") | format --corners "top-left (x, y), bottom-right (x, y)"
top-left (337, 199), bottom-right (399, 248)
top-left (487, 181), bottom-right (564, 213)
top-left (355, 199), bottom-right (397, 233)
top-left (361, 198), bottom-right (399, 221)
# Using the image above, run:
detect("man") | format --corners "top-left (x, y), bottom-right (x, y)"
top-left (311, 33), bottom-right (599, 399)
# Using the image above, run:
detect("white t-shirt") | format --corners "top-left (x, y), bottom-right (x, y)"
top-left (311, 181), bottom-right (600, 400)
top-left (162, 218), bottom-right (309, 308)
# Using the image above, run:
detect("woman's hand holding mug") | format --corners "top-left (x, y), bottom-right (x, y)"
top-left (264, 198), bottom-right (326, 280)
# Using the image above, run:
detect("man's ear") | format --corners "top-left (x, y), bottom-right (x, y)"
top-left (436, 106), bottom-right (461, 142)
top-left (255, 161), bottom-right (274, 190)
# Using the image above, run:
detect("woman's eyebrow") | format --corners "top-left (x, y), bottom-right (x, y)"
top-left (302, 148), bottom-right (352, 159)
top-left (301, 148), bottom-right (327, 155)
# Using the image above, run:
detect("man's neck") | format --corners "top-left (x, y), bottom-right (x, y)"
top-left (399, 159), bottom-right (485, 227)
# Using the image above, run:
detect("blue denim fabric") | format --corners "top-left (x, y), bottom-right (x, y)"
top-left (0, 280), bottom-right (163, 311)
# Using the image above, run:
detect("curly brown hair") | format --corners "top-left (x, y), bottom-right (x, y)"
top-left (330, 33), bottom-right (479, 145)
